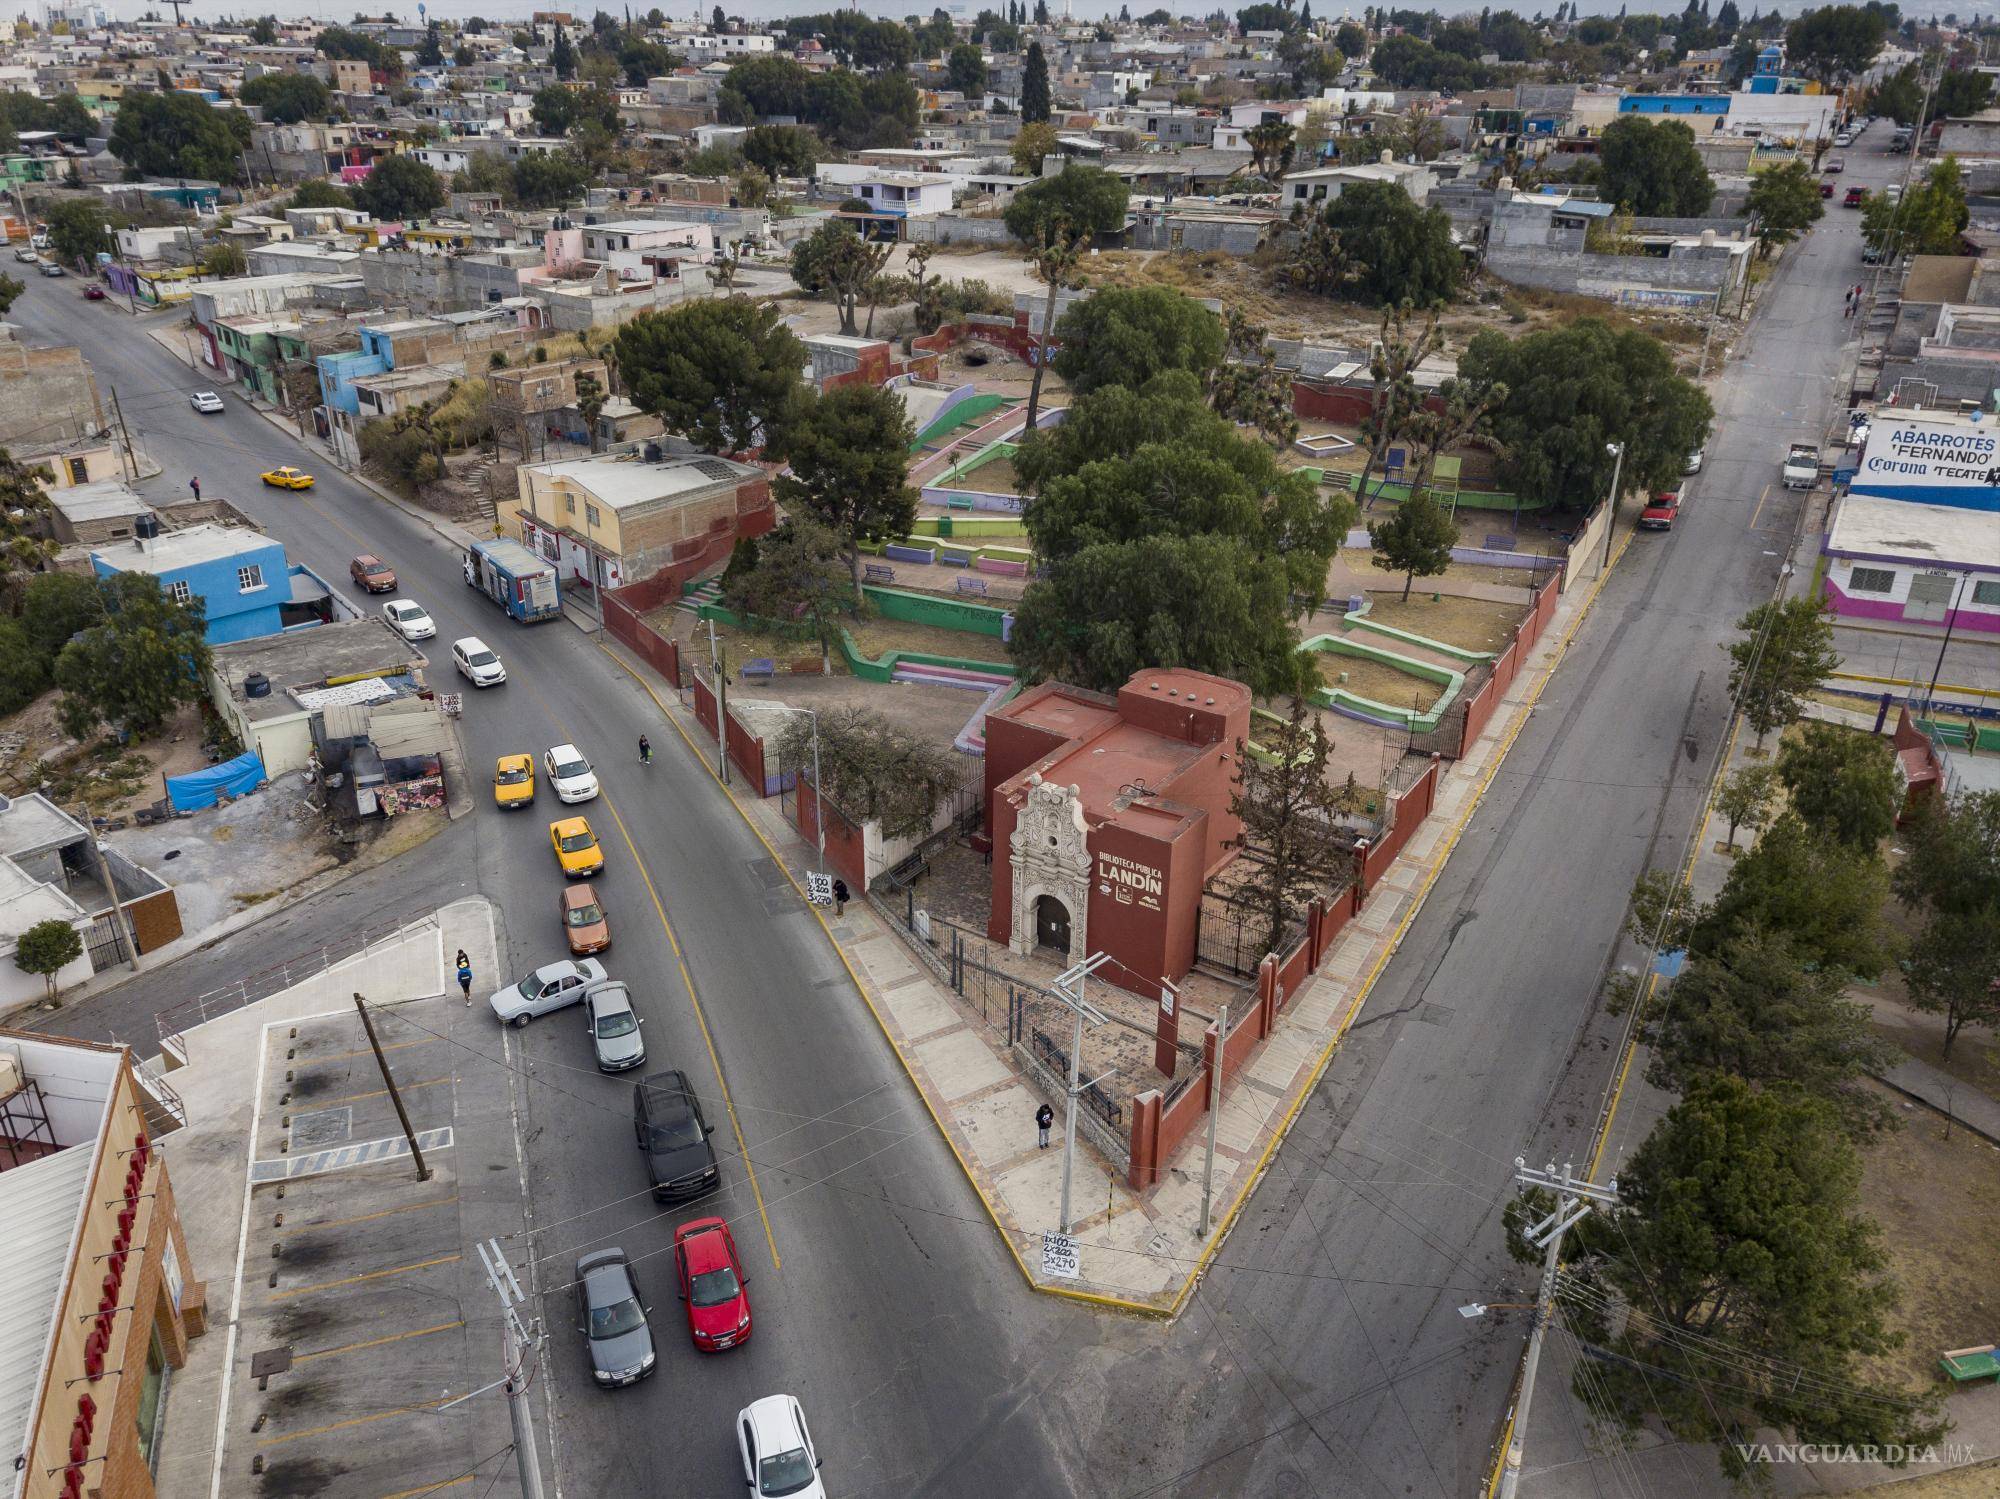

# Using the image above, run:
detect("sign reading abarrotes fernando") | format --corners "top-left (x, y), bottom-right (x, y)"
top-left (1855, 418), bottom-right (2000, 511)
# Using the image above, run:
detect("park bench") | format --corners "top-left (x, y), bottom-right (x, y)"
top-left (945, 494), bottom-right (975, 510)
top-left (955, 576), bottom-right (989, 598)
top-left (740, 658), bottom-right (775, 683)
top-left (864, 563), bottom-right (896, 586)
top-left (1940, 1346), bottom-right (2000, 1385)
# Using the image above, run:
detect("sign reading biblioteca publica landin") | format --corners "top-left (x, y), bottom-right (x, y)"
top-left (1855, 416), bottom-right (2000, 511)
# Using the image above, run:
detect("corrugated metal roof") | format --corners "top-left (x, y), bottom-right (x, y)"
top-left (0, 1146), bottom-right (94, 1497)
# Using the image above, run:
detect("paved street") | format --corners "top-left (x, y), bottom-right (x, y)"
top-left (10, 143), bottom-right (1872, 1494)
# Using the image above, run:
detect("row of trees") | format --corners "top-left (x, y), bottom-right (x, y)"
top-left (1513, 589), bottom-right (1976, 1476)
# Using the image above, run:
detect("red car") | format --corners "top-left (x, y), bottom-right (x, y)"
top-left (83, 284), bottom-right (105, 300)
top-left (1820, 179), bottom-right (1835, 198)
top-left (1639, 490), bottom-right (1682, 531)
top-left (673, 1217), bottom-right (751, 1351)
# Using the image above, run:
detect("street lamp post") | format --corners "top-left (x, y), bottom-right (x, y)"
top-left (1048, 951), bottom-right (1113, 1235)
top-left (1600, 440), bottom-right (1626, 576)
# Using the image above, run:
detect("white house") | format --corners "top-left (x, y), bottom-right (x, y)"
top-left (1282, 155), bottom-right (1436, 208)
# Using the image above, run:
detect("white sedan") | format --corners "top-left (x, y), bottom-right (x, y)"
top-left (738, 1396), bottom-right (825, 1499)
top-left (488, 958), bottom-right (609, 1026)
top-left (543, 743), bottom-right (600, 803)
top-left (190, 391), bottom-right (225, 414)
top-left (381, 598), bottom-right (437, 641)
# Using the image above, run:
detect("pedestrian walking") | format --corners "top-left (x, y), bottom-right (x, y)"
top-left (1036, 1102), bottom-right (1053, 1150)
top-left (189, 475), bottom-right (200, 500)
top-left (832, 878), bottom-right (849, 917)
top-left (456, 950), bottom-right (473, 1005)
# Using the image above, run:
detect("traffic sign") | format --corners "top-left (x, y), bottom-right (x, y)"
top-left (806, 872), bottom-right (834, 907)
top-left (1040, 1231), bottom-right (1080, 1280)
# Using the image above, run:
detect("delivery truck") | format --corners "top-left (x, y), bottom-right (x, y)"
top-left (463, 538), bottom-right (561, 623)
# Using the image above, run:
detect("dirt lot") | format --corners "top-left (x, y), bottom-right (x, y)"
top-left (950, 453), bottom-right (1027, 493)
top-left (1315, 649), bottom-right (1444, 713)
top-left (0, 697), bottom-right (216, 819)
top-left (1355, 592), bottom-right (1531, 655)
top-left (661, 605), bottom-right (1011, 676)
top-left (1853, 1079), bottom-right (2000, 1390)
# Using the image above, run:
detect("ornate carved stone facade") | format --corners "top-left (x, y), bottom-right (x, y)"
top-left (1007, 774), bottom-right (1089, 963)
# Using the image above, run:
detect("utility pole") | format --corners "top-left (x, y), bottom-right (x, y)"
top-left (74, 807), bottom-right (138, 971)
top-left (108, 386), bottom-right (137, 482)
top-left (353, 993), bottom-right (431, 1180)
top-left (1200, 999), bottom-right (1228, 1236)
top-left (1599, 439), bottom-right (1625, 576)
top-left (1496, 1158), bottom-right (1621, 1499)
top-left (706, 617), bottom-right (728, 787)
top-left (468, 1239), bottom-right (546, 1499)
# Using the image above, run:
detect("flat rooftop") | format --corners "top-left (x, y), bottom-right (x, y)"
top-left (0, 793), bottom-right (87, 861)
top-left (1828, 493), bottom-right (2000, 570)
top-left (48, 480), bottom-right (150, 524)
top-left (94, 523), bottom-right (275, 575)
top-left (526, 451), bottom-right (760, 508)
top-left (212, 617), bottom-right (425, 721)
top-left (0, 858), bottom-right (86, 948)
top-left (1035, 719), bottom-right (1213, 817)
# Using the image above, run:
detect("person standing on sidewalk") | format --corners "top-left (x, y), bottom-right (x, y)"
top-left (832, 878), bottom-right (849, 917)
top-left (1036, 1102), bottom-right (1053, 1149)
top-left (189, 475), bottom-right (200, 500)
top-left (457, 951), bottom-right (473, 1005)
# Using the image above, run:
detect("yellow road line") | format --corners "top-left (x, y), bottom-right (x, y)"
top-left (270, 1254), bottom-right (461, 1301)
top-left (309, 1077), bottom-right (452, 1110)
top-left (298, 1196), bottom-right (458, 1234)
top-left (294, 1321), bottom-right (465, 1365)
top-left (257, 1398), bottom-right (450, 1447)
top-left (305, 1038), bottom-right (434, 1066)
top-left (379, 1480), bottom-right (470, 1499)
top-left (1746, 481), bottom-right (1774, 532)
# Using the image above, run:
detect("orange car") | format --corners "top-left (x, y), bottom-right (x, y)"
top-left (560, 881), bottom-right (610, 955)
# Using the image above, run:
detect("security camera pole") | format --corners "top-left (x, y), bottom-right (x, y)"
top-left (1048, 951), bottom-right (1113, 1234)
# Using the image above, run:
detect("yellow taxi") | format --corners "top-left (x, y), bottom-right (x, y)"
top-left (493, 754), bottom-right (535, 809)
top-left (549, 816), bottom-right (604, 878)
top-left (260, 466), bottom-right (315, 490)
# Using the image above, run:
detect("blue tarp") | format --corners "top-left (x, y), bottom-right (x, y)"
top-left (166, 750), bottom-right (268, 811)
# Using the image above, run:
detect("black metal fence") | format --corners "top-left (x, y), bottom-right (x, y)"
top-left (1196, 896), bottom-right (1293, 977)
top-left (1031, 1028), bottom-right (1123, 1127)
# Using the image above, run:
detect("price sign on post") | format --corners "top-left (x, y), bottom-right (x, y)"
top-left (806, 872), bottom-right (834, 907)
top-left (1040, 1231), bottom-right (1080, 1281)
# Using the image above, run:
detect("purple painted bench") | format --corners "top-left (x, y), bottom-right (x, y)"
top-left (976, 557), bottom-right (1029, 577)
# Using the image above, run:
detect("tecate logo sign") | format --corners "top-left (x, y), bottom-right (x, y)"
top-left (1862, 422), bottom-right (2000, 488)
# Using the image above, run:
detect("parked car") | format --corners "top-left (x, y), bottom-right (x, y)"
top-left (585, 981), bottom-right (645, 1072)
top-left (543, 743), bottom-right (599, 803)
top-left (1844, 185), bottom-right (1866, 207)
top-left (38, 262), bottom-right (62, 277)
top-left (1638, 490), bottom-right (1682, 531)
top-left (574, 1249), bottom-right (656, 1388)
top-left (451, 635), bottom-right (506, 687)
top-left (736, 1396), bottom-right (825, 1499)
top-left (674, 1217), bottom-right (751, 1352)
top-left (82, 284), bottom-right (105, 300)
top-left (493, 754), bottom-right (536, 809)
top-left (550, 815), bottom-right (605, 878)
top-left (12, 247), bottom-right (33, 263)
top-left (262, 466), bottom-right (315, 489)
top-left (349, 554), bottom-right (396, 592)
top-left (1835, 130), bottom-right (1853, 147)
top-left (380, 598), bottom-right (435, 640)
top-left (487, 958), bottom-right (608, 1026)
top-left (190, 391), bottom-right (225, 414)
top-left (1684, 448), bottom-right (1704, 475)
top-left (634, 1069), bottom-right (719, 1202)
top-left (1825, 153), bottom-right (1847, 171)
top-left (560, 881), bottom-right (610, 954)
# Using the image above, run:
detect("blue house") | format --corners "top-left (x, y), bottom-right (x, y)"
top-left (317, 326), bottom-right (397, 416)
top-left (91, 524), bottom-right (293, 645)
top-left (1617, 94), bottom-right (1732, 121)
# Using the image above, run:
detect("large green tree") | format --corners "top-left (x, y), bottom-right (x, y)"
top-left (109, 92), bottom-right (253, 184)
top-left (1863, 155), bottom-right (1970, 257)
top-left (1785, 3), bottom-right (1886, 85)
top-left (722, 518), bottom-right (857, 673)
top-left (1775, 722), bottom-right (1901, 851)
top-left (52, 574), bottom-right (213, 739)
top-left (1004, 165), bottom-right (1130, 247)
top-left (1458, 320), bottom-right (1713, 513)
top-left (511, 150), bottom-right (589, 208)
top-left (1288, 180), bottom-right (1462, 308)
top-left (1049, 285), bottom-right (1226, 398)
top-left (1893, 790), bottom-right (2000, 1057)
top-left (1866, 61), bottom-right (1924, 124)
top-left (0, 447), bottom-right (55, 603)
top-left (1367, 490), bottom-right (1458, 601)
top-left (239, 72), bottom-right (334, 125)
top-left (1725, 595), bottom-right (1840, 746)
top-left (772, 383), bottom-right (917, 594)
top-left (1021, 40), bottom-right (1052, 122)
top-left (1745, 158), bottom-right (1825, 256)
top-left (947, 42), bottom-right (988, 95)
top-left (741, 124), bottom-right (821, 179)
top-left (531, 83), bottom-right (621, 136)
top-left (789, 221), bottom-right (893, 337)
top-left (1596, 115), bottom-right (1716, 216)
top-left (353, 154), bottom-right (447, 220)
top-left (615, 297), bottom-right (805, 456)
top-left (1695, 812), bottom-right (1892, 979)
top-left (1524, 1076), bottom-right (1945, 1485)
top-left (1639, 925), bottom-right (1893, 1133)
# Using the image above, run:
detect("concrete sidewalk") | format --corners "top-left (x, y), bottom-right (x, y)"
top-left (595, 525), bottom-right (1635, 1312)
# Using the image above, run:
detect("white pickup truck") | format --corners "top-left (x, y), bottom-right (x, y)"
top-left (1782, 443), bottom-right (1821, 489)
